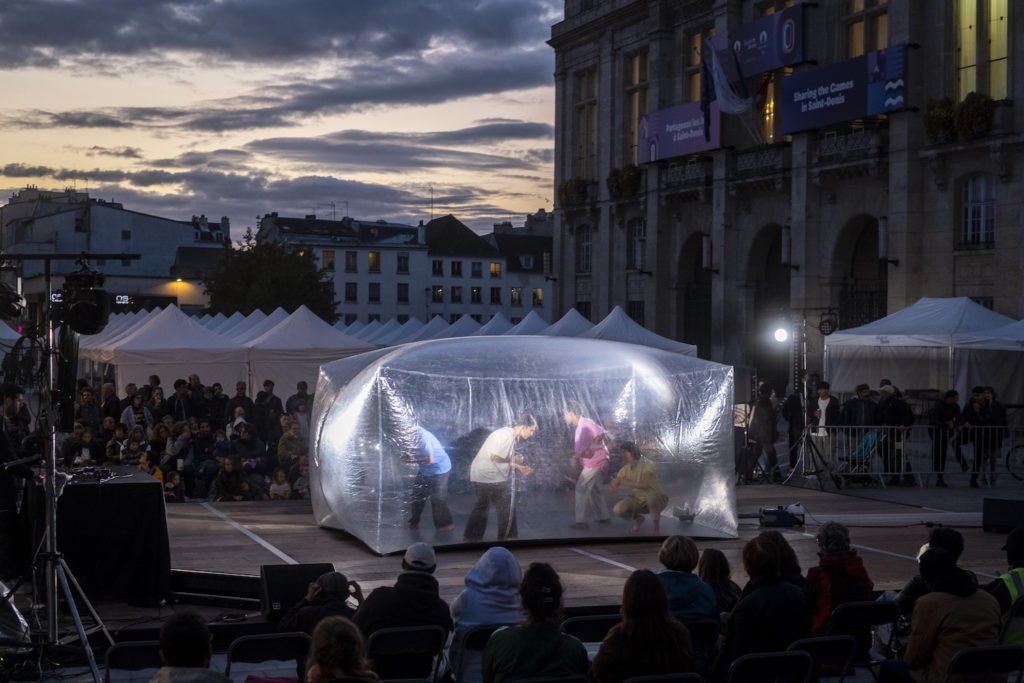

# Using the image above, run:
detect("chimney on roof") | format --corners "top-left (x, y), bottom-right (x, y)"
top-left (417, 220), bottom-right (426, 245)
top-left (199, 214), bottom-right (209, 231)
top-left (305, 214), bottom-right (317, 220)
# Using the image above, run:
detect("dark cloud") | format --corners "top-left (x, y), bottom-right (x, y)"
top-left (0, 0), bottom-right (560, 68)
top-left (1, 163), bottom-right (54, 177)
top-left (87, 146), bottom-right (143, 158)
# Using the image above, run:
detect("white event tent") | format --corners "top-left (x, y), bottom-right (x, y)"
top-left (221, 309), bottom-right (266, 338)
top-left (351, 320), bottom-right (382, 340)
top-left (504, 310), bottom-right (549, 335)
top-left (399, 316), bottom-right (451, 343)
top-left (339, 320), bottom-right (365, 336)
top-left (542, 308), bottom-right (595, 337)
top-left (582, 306), bottom-right (698, 356)
top-left (245, 305), bottom-right (376, 393)
top-left (375, 317), bottom-right (424, 346)
top-left (362, 318), bottom-right (402, 344)
top-left (210, 311), bottom-right (246, 334)
top-left (427, 314), bottom-right (480, 340)
top-left (203, 313), bottom-right (228, 330)
top-left (823, 297), bottom-right (1015, 395)
top-left (232, 307), bottom-right (289, 343)
top-left (947, 319), bottom-right (1024, 405)
top-left (471, 312), bottom-right (513, 336)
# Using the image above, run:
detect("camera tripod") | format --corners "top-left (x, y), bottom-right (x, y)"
top-left (784, 425), bottom-right (843, 491)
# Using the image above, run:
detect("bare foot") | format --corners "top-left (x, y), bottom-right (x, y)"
top-left (631, 514), bottom-right (645, 532)
top-left (651, 517), bottom-right (660, 534)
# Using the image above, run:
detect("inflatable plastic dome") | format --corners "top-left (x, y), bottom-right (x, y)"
top-left (310, 336), bottom-right (736, 554)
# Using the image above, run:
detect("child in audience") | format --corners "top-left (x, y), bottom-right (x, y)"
top-left (293, 458), bottom-right (311, 499)
top-left (697, 548), bottom-right (741, 614)
top-left (164, 470), bottom-right (184, 503)
top-left (105, 423), bottom-right (128, 462)
top-left (121, 437), bottom-right (144, 466)
top-left (269, 468), bottom-right (292, 499)
top-left (305, 615), bottom-right (377, 683)
top-left (138, 450), bottom-right (163, 482)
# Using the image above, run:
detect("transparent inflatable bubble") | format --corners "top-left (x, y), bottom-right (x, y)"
top-left (310, 336), bottom-right (736, 554)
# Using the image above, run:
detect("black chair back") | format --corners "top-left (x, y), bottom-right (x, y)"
top-left (679, 619), bottom-right (719, 678)
top-left (622, 674), bottom-right (703, 683)
top-left (726, 651), bottom-right (813, 683)
top-left (103, 640), bottom-right (163, 683)
top-left (787, 635), bottom-right (856, 683)
top-left (825, 600), bottom-right (899, 662)
top-left (944, 644), bottom-right (1024, 683)
top-left (365, 625), bottom-right (448, 680)
top-left (225, 631), bottom-right (311, 676)
top-left (452, 624), bottom-right (513, 683)
top-left (559, 615), bottom-right (620, 643)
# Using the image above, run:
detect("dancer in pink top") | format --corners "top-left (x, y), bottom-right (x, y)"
top-left (564, 403), bottom-right (611, 528)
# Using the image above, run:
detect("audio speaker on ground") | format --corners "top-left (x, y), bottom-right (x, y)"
top-left (259, 563), bottom-right (334, 622)
top-left (982, 498), bottom-right (1024, 533)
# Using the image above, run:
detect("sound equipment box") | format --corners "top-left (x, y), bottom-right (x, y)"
top-left (259, 563), bottom-right (334, 621)
top-left (982, 498), bottom-right (1024, 533)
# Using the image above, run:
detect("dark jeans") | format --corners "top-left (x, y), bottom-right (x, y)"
top-left (463, 481), bottom-right (516, 541)
top-left (408, 471), bottom-right (453, 528)
top-left (932, 429), bottom-right (952, 475)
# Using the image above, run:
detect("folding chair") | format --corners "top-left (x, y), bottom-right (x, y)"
top-left (678, 619), bottom-right (720, 679)
top-left (103, 640), bottom-right (163, 683)
top-left (224, 631), bottom-right (311, 678)
top-left (726, 651), bottom-right (813, 683)
top-left (559, 614), bottom-right (621, 643)
top-left (365, 625), bottom-right (448, 680)
top-left (787, 635), bottom-right (856, 683)
top-left (451, 623), bottom-right (513, 683)
top-left (943, 644), bottom-right (1024, 683)
top-left (825, 600), bottom-right (900, 669)
top-left (622, 674), bottom-right (703, 683)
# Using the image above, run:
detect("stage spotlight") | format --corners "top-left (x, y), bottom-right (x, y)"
top-left (773, 327), bottom-right (790, 343)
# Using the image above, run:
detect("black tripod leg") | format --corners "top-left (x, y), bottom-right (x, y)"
top-left (55, 564), bottom-right (101, 683)
top-left (59, 558), bottom-right (113, 647)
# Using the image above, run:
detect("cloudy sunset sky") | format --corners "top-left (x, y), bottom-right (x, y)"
top-left (0, 1), bottom-right (561, 235)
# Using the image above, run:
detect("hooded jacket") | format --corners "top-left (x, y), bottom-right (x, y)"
top-left (806, 549), bottom-right (874, 633)
top-left (452, 547), bottom-right (523, 633)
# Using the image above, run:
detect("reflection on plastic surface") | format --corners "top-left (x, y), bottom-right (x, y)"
top-left (310, 337), bottom-right (736, 554)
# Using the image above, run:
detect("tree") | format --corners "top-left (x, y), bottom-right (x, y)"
top-left (203, 228), bottom-right (338, 322)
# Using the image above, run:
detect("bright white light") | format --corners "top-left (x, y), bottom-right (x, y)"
top-left (774, 328), bottom-right (790, 343)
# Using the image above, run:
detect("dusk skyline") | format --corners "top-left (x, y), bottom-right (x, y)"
top-left (0, 1), bottom-right (561, 235)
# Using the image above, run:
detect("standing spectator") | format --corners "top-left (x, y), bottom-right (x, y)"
top-left (482, 563), bottom-right (587, 683)
top-left (278, 571), bottom-right (363, 635)
top-left (957, 385), bottom-right (987, 476)
top-left (404, 426), bottom-right (454, 532)
top-left (122, 383), bottom-right (138, 404)
top-left (99, 382), bottom-right (121, 423)
top-left (186, 373), bottom-right (205, 413)
top-left (162, 421), bottom-right (196, 496)
top-left (592, 569), bottom-right (692, 683)
top-left (120, 392), bottom-right (154, 434)
top-left (206, 383), bottom-right (228, 431)
top-left (74, 386), bottom-right (101, 430)
top-left (698, 548), bottom-right (742, 613)
top-left (808, 381), bottom-right (840, 465)
top-left (254, 379), bottom-right (284, 441)
top-left (152, 612), bottom-right (230, 683)
top-left (982, 525), bottom-right (1024, 634)
top-left (896, 527), bottom-right (966, 619)
top-left (224, 382), bottom-right (254, 428)
top-left (877, 384), bottom-right (915, 486)
top-left (609, 441), bottom-right (668, 533)
top-left (973, 386), bottom-right (1007, 488)
top-left (880, 548), bottom-right (1001, 683)
top-left (780, 386), bottom-right (805, 471)
top-left (286, 381), bottom-right (312, 415)
top-left (656, 535), bottom-right (718, 621)
top-left (145, 386), bottom-right (169, 423)
top-left (714, 536), bottom-right (810, 680)
top-left (141, 374), bottom-right (161, 402)
top-left (353, 542), bottom-right (453, 679)
top-left (166, 379), bottom-right (193, 422)
top-left (805, 522), bottom-right (873, 657)
top-left (305, 616), bottom-right (377, 683)
top-left (291, 399), bottom-right (312, 438)
top-left (277, 418), bottom-right (308, 472)
top-left (269, 469), bottom-right (292, 499)
top-left (930, 390), bottom-right (961, 488)
top-left (842, 384), bottom-right (877, 427)
top-left (748, 382), bottom-right (780, 481)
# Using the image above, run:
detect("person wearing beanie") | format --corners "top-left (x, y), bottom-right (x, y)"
top-left (982, 525), bottom-right (1024, 645)
top-left (278, 570), bottom-right (364, 635)
top-left (805, 522), bottom-right (874, 656)
top-left (353, 542), bottom-right (452, 679)
top-left (880, 548), bottom-right (1001, 683)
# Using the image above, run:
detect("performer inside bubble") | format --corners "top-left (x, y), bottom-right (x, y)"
top-left (463, 415), bottom-right (537, 542)
top-left (563, 403), bottom-right (611, 529)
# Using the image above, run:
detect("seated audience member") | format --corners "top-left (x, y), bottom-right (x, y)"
top-left (152, 611), bottom-right (230, 683)
top-left (150, 423), bottom-right (171, 455)
top-left (277, 418), bottom-right (308, 471)
top-left (353, 542), bottom-right (453, 678)
top-left (146, 385), bottom-right (168, 423)
top-left (895, 527), bottom-right (966, 618)
top-left (450, 547), bottom-right (523, 683)
top-left (657, 535), bottom-right (718, 620)
top-left (226, 406), bottom-right (247, 441)
top-left (806, 522), bottom-right (873, 635)
top-left (231, 423), bottom-right (267, 472)
top-left (279, 570), bottom-right (364, 635)
top-left (483, 562), bottom-right (588, 683)
top-left (60, 426), bottom-right (97, 467)
top-left (593, 569), bottom-right (692, 683)
top-left (743, 530), bottom-right (805, 597)
top-left (879, 548), bottom-right (1001, 683)
top-left (212, 456), bottom-right (250, 502)
top-left (105, 423), bottom-right (128, 462)
top-left (292, 456), bottom-right (311, 499)
top-left (983, 525), bottom-right (1024, 643)
top-left (714, 536), bottom-right (810, 680)
top-left (609, 441), bottom-right (669, 532)
top-left (305, 616), bottom-right (378, 683)
top-left (137, 450), bottom-right (163, 482)
top-left (120, 392), bottom-right (154, 434)
top-left (698, 548), bottom-right (742, 614)
top-left (269, 468), bottom-right (292, 499)
top-left (120, 437), bottom-right (145, 466)
top-left (164, 470), bottom-right (185, 502)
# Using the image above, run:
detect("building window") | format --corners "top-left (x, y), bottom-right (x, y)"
top-left (490, 262), bottom-right (502, 278)
top-left (520, 255), bottom-right (534, 269)
top-left (449, 313), bottom-right (461, 324)
top-left (971, 296), bottom-right (994, 309)
top-left (451, 261), bottom-right (462, 277)
top-left (432, 286), bottom-right (444, 303)
top-left (626, 51), bottom-right (649, 165)
top-left (322, 249), bottom-right (335, 271)
top-left (74, 217), bottom-right (86, 233)
top-left (576, 301), bottom-right (592, 321)
top-left (846, 0), bottom-right (888, 59)
top-left (451, 286), bottom-right (463, 304)
top-left (397, 283), bottom-right (409, 304)
top-left (685, 29), bottom-right (714, 102)
top-left (345, 282), bottom-right (357, 303)
top-left (532, 288), bottom-right (544, 307)
top-left (627, 300), bottom-right (646, 325)
top-left (626, 217), bottom-right (646, 270)
top-left (960, 173), bottom-right (995, 248)
top-left (368, 251), bottom-right (381, 273)
top-left (345, 251), bottom-right (358, 272)
top-left (121, 230), bottom-right (131, 241)
top-left (573, 68), bottom-right (598, 179)
top-left (471, 261), bottom-right (482, 278)
top-left (367, 313), bottom-right (380, 323)
top-left (432, 259), bottom-right (444, 276)
top-left (510, 287), bottom-right (523, 307)
top-left (368, 282), bottom-right (380, 304)
top-left (490, 287), bottom-right (502, 304)
top-left (957, 0), bottom-right (1008, 101)
top-left (344, 313), bottom-right (357, 325)
top-left (397, 314), bottom-right (409, 324)
top-left (471, 287), bottom-right (482, 304)
top-left (121, 258), bottom-right (131, 267)
top-left (576, 225), bottom-right (593, 274)
top-left (511, 317), bottom-right (522, 324)
top-left (397, 252), bottom-right (409, 274)
top-left (471, 314), bottom-right (482, 323)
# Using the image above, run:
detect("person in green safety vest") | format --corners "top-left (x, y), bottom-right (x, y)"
top-left (982, 525), bottom-right (1024, 644)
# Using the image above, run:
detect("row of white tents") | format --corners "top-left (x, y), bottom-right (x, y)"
top-left (77, 305), bottom-right (697, 396)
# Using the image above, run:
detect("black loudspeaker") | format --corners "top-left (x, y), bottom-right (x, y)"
top-left (982, 498), bottom-right (1024, 533)
top-left (259, 563), bottom-right (334, 622)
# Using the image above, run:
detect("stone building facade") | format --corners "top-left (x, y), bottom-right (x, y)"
top-left (549, 0), bottom-right (1022, 393)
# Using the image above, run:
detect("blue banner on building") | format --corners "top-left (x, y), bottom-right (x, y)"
top-left (638, 102), bottom-right (720, 164)
top-left (724, 5), bottom-right (804, 77)
top-left (781, 44), bottom-right (906, 135)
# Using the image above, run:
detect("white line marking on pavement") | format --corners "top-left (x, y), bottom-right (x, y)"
top-left (568, 547), bottom-right (636, 572)
top-left (200, 502), bottom-right (298, 565)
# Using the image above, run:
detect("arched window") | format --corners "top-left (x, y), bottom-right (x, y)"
top-left (961, 173), bottom-right (995, 248)
top-left (626, 217), bottom-right (646, 270)
top-left (576, 225), bottom-right (593, 273)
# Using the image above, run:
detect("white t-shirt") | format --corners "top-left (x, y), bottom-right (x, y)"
top-left (470, 427), bottom-right (516, 484)
top-left (817, 398), bottom-right (830, 427)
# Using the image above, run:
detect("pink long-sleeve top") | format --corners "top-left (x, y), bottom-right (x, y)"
top-left (575, 417), bottom-right (609, 470)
